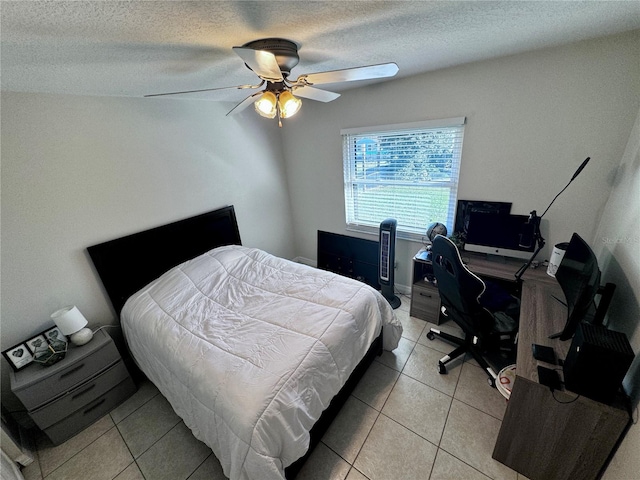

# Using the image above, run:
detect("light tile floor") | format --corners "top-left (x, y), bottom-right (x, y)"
top-left (21, 297), bottom-right (529, 480)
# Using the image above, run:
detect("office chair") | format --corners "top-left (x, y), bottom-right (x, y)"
top-left (425, 235), bottom-right (518, 387)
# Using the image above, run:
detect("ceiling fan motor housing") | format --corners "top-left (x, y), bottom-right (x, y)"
top-left (242, 38), bottom-right (300, 77)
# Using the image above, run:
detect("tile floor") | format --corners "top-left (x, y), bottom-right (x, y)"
top-left (21, 297), bottom-right (529, 480)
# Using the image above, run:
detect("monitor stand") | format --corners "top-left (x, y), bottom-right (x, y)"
top-left (548, 282), bottom-right (616, 340)
top-left (486, 253), bottom-right (508, 264)
top-left (593, 283), bottom-right (616, 326)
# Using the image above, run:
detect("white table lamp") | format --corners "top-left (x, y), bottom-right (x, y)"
top-left (51, 306), bottom-right (93, 346)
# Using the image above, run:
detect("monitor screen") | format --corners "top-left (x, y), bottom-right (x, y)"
top-left (552, 232), bottom-right (601, 340)
top-left (464, 211), bottom-right (535, 260)
top-left (453, 200), bottom-right (512, 241)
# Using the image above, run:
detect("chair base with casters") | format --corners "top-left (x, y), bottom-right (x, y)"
top-left (426, 327), bottom-right (500, 387)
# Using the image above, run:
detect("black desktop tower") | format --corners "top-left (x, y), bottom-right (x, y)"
top-left (563, 323), bottom-right (634, 404)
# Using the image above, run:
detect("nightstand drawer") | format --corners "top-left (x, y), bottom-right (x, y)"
top-left (13, 333), bottom-right (121, 410)
top-left (410, 282), bottom-right (441, 323)
top-left (44, 377), bottom-right (136, 445)
top-left (30, 360), bottom-right (130, 429)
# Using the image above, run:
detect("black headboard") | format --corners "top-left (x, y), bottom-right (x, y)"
top-left (88, 205), bottom-right (242, 316)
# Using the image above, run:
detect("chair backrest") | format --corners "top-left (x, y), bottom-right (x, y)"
top-left (431, 235), bottom-right (492, 335)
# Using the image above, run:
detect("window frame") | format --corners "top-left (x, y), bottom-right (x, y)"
top-left (341, 117), bottom-right (466, 242)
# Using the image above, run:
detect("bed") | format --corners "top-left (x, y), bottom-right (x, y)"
top-left (87, 206), bottom-right (402, 480)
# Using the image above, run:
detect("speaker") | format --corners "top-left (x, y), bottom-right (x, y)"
top-left (563, 323), bottom-right (634, 404)
top-left (379, 218), bottom-right (401, 309)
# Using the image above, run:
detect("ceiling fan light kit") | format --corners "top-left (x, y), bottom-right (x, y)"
top-left (254, 89), bottom-right (302, 124)
top-left (254, 91), bottom-right (278, 118)
top-left (145, 38), bottom-right (398, 127)
top-left (277, 90), bottom-right (302, 118)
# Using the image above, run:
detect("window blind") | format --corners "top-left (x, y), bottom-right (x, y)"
top-left (342, 118), bottom-right (465, 241)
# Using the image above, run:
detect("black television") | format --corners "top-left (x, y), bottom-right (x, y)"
top-left (550, 232), bottom-right (611, 341)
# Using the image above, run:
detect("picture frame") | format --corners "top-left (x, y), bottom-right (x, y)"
top-left (43, 326), bottom-right (68, 346)
top-left (25, 334), bottom-right (48, 354)
top-left (2, 343), bottom-right (34, 372)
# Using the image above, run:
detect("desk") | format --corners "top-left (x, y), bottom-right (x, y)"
top-left (461, 251), bottom-right (556, 286)
top-left (421, 250), bottom-right (631, 479)
top-left (492, 279), bottom-right (631, 480)
top-left (410, 250), bottom-right (553, 325)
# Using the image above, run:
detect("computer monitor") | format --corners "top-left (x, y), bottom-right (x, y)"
top-left (453, 200), bottom-right (512, 241)
top-left (464, 211), bottom-right (535, 260)
top-left (551, 232), bottom-right (603, 341)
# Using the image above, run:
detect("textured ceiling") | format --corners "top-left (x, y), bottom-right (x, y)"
top-left (2, 1), bottom-right (639, 102)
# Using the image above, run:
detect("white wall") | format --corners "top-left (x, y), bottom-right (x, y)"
top-left (597, 106), bottom-right (640, 480)
top-left (281, 31), bottom-right (640, 290)
top-left (1, 92), bottom-right (295, 405)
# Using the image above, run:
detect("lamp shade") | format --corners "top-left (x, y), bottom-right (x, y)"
top-left (51, 306), bottom-right (88, 335)
top-left (278, 91), bottom-right (302, 118)
top-left (254, 91), bottom-right (277, 118)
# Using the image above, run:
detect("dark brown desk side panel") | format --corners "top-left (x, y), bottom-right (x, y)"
top-left (493, 376), bottom-right (630, 480)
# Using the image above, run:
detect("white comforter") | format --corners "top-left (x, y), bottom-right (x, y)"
top-left (121, 245), bottom-right (401, 480)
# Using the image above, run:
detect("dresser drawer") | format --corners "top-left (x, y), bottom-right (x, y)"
top-left (44, 377), bottom-right (136, 446)
top-left (411, 282), bottom-right (441, 323)
top-left (30, 360), bottom-right (131, 429)
top-left (12, 330), bottom-right (121, 410)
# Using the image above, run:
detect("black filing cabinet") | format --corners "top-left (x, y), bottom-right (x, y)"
top-left (10, 329), bottom-right (136, 445)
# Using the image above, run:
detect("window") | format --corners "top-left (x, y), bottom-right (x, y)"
top-left (342, 117), bottom-right (465, 242)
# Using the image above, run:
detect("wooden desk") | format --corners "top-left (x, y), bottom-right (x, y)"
top-left (461, 251), bottom-right (556, 286)
top-left (410, 250), bottom-right (554, 325)
top-left (487, 273), bottom-right (631, 480)
top-left (426, 251), bottom-right (631, 479)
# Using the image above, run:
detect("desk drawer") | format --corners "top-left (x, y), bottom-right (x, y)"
top-left (44, 377), bottom-right (136, 446)
top-left (14, 340), bottom-right (121, 411)
top-left (30, 360), bottom-right (130, 429)
top-left (411, 283), bottom-right (441, 323)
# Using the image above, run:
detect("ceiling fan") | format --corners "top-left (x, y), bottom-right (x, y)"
top-left (145, 38), bottom-right (399, 126)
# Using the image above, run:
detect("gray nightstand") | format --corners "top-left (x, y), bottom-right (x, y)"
top-left (10, 329), bottom-right (136, 445)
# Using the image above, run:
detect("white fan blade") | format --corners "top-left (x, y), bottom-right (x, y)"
top-left (226, 92), bottom-right (262, 116)
top-left (233, 47), bottom-right (283, 82)
top-left (294, 62), bottom-right (398, 86)
top-left (293, 85), bottom-right (340, 103)
top-left (145, 82), bottom-right (261, 98)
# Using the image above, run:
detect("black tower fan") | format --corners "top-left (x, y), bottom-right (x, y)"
top-left (379, 218), bottom-right (401, 309)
